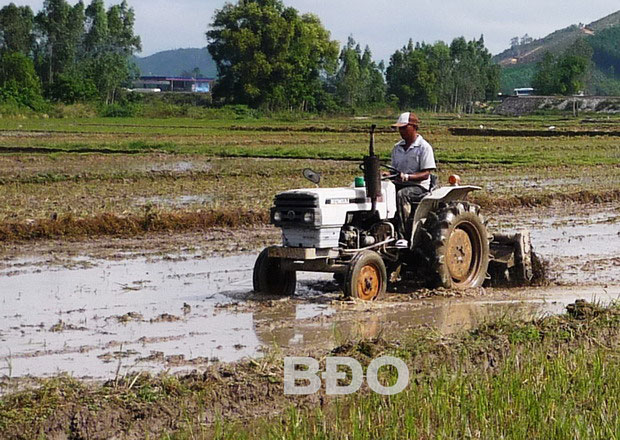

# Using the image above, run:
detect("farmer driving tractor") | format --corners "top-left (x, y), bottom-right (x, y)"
top-left (388, 112), bottom-right (437, 247)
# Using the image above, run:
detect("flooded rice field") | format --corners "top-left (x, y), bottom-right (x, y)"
top-left (0, 206), bottom-right (618, 381)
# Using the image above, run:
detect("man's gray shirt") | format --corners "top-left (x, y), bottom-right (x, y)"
top-left (391, 134), bottom-right (436, 190)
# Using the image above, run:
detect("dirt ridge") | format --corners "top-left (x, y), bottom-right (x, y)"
top-left (0, 189), bottom-right (617, 242)
top-left (449, 127), bottom-right (620, 137)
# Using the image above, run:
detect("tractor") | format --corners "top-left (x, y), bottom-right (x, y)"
top-left (253, 125), bottom-right (532, 300)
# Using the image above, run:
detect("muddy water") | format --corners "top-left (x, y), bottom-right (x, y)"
top-left (0, 211), bottom-right (618, 380)
top-left (496, 208), bottom-right (619, 284)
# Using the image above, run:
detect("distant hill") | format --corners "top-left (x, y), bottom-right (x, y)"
top-left (133, 48), bottom-right (217, 78)
top-left (495, 10), bottom-right (620, 95)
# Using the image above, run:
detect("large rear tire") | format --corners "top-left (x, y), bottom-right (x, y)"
top-left (343, 251), bottom-right (387, 301)
top-left (253, 247), bottom-right (296, 296)
top-left (418, 202), bottom-right (490, 289)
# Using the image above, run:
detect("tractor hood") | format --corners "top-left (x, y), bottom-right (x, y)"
top-left (271, 182), bottom-right (397, 227)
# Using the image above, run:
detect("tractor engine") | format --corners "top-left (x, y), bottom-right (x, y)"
top-left (270, 183), bottom-right (397, 249)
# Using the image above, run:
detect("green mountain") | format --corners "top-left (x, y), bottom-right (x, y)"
top-left (495, 10), bottom-right (620, 95)
top-left (132, 48), bottom-right (217, 78)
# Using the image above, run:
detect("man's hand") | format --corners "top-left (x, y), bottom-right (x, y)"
top-left (399, 172), bottom-right (408, 182)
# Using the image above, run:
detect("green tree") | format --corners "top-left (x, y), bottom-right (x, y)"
top-left (207, 0), bottom-right (338, 110)
top-left (107, 1), bottom-right (140, 56)
top-left (72, 0), bottom-right (141, 104)
top-left (0, 3), bottom-right (35, 55)
top-left (532, 41), bottom-right (590, 95)
top-left (387, 36), bottom-right (498, 112)
top-left (0, 51), bottom-right (44, 109)
top-left (34, 0), bottom-right (81, 85)
top-left (47, 71), bottom-right (98, 103)
top-left (554, 54), bottom-right (589, 95)
top-left (332, 37), bottom-right (385, 108)
top-left (84, 0), bottom-right (107, 55)
top-left (386, 40), bottom-right (436, 108)
top-left (531, 52), bottom-right (556, 94)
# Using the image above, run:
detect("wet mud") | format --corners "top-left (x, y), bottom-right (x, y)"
top-left (0, 206), bottom-right (618, 382)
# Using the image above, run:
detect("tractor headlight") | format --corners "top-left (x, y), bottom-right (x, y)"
top-left (303, 212), bottom-right (314, 223)
top-left (274, 211), bottom-right (282, 222)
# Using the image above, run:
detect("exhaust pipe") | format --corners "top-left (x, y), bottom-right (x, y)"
top-left (363, 124), bottom-right (381, 214)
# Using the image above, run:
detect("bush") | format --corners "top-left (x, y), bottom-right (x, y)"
top-left (0, 52), bottom-right (46, 111)
top-left (0, 101), bottom-right (38, 117)
top-left (136, 100), bottom-right (186, 118)
top-left (47, 73), bottom-right (98, 104)
top-left (99, 102), bottom-right (140, 117)
top-left (51, 103), bottom-right (98, 118)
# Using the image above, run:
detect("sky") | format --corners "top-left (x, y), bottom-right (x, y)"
top-left (7, 0), bottom-right (619, 61)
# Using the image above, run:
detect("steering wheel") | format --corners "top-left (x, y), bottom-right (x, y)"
top-left (380, 163), bottom-right (400, 180)
top-left (359, 163), bottom-right (401, 180)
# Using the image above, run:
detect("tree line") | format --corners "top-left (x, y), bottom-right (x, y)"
top-left (207, 0), bottom-right (500, 112)
top-left (0, 0), bottom-right (140, 110)
top-left (8, 0), bottom-right (598, 115)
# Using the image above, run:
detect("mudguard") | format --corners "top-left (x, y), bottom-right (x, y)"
top-left (411, 185), bottom-right (481, 240)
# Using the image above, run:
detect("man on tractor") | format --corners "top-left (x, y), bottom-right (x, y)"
top-left (389, 112), bottom-right (437, 247)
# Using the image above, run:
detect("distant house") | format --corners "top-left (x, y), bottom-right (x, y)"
top-left (132, 76), bottom-right (215, 93)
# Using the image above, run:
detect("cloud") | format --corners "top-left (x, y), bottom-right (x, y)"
top-left (7, 0), bottom-right (619, 60)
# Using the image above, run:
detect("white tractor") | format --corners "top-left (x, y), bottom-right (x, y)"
top-left (254, 125), bottom-right (533, 300)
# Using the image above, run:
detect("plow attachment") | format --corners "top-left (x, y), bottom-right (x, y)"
top-left (488, 230), bottom-right (535, 286)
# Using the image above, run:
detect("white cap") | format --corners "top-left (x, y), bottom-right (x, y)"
top-left (391, 112), bottom-right (419, 127)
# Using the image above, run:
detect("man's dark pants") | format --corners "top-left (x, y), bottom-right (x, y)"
top-left (396, 185), bottom-right (428, 240)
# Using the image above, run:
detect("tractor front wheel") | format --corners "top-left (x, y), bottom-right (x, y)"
top-left (253, 247), bottom-right (297, 296)
top-left (343, 251), bottom-right (387, 301)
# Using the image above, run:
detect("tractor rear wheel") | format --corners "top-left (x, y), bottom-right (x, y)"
top-left (343, 250), bottom-right (387, 301)
top-left (418, 202), bottom-right (490, 289)
top-left (253, 247), bottom-right (296, 296)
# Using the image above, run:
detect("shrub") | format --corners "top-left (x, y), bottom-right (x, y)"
top-left (51, 103), bottom-right (98, 118)
top-left (99, 102), bottom-right (140, 117)
top-left (0, 52), bottom-right (46, 111)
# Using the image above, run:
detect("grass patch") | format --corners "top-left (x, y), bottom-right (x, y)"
top-left (0, 114), bottom-right (619, 167)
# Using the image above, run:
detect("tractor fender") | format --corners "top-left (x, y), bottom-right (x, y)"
top-left (411, 185), bottom-right (481, 240)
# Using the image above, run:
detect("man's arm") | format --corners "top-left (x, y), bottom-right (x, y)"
top-left (401, 170), bottom-right (431, 182)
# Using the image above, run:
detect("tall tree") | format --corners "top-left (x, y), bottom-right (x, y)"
top-left (333, 37), bottom-right (386, 108)
top-left (386, 40), bottom-right (436, 108)
top-left (107, 1), bottom-right (141, 56)
top-left (207, 0), bottom-right (338, 110)
top-left (84, 0), bottom-right (108, 55)
top-left (0, 3), bottom-right (35, 55)
top-left (34, 0), bottom-right (85, 87)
